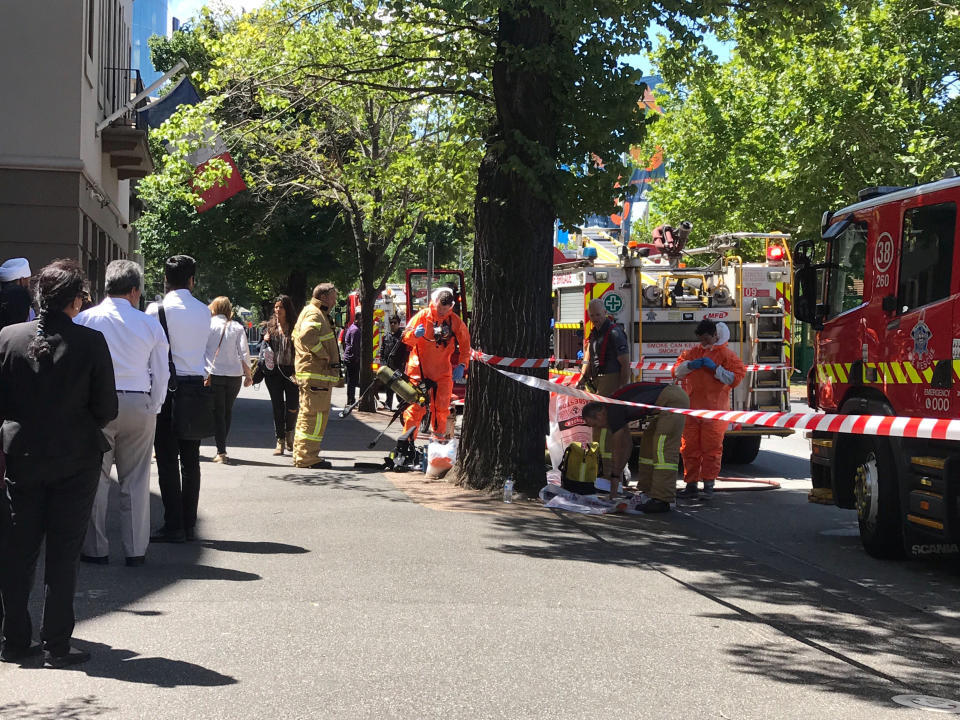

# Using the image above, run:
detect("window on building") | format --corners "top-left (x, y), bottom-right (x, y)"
top-left (825, 221), bottom-right (868, 319)
top-left (897, 202), bottom-right (956, 314)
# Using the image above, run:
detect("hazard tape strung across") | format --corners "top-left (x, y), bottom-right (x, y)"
top-left (473, 349), bottom-right (789, 373)
top-left (483, 364), bottom-right (960, 442)
top-left (470, 349), bottom-right (552, 369)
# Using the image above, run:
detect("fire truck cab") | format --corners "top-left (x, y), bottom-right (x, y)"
top-left (794, 174), bottom-right (960, 558)
top-left (553, 226), bottom-right (795, 465)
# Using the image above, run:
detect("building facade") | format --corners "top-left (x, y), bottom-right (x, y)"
top-left (132, 0), bottom-right (168, 88)
top-left (0, 0), bottom-right (153, 299)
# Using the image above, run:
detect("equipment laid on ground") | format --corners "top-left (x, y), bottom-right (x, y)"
top-left (793, 173), bottom-right (960, 560)
top-left (558, 441), bottom-right (602, 494)
top-left (553, 225), bottom-right (795, 464)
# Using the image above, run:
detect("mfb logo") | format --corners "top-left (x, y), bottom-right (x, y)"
top-left (705, 311), bottom-right (729, 319)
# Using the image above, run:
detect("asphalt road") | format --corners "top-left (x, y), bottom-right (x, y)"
top-left (2, 388), bottom-right (959, 719)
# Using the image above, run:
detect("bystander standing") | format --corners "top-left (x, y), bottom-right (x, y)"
top-left (205, 297), bottom-right (253, 465)
top-left (75, 260), bottom-right (169, 568)
top-left (147, 255), bottom-right (212, 542)
top-left (0, 260), bottom-right (117, 667)
top-left (262, 295), bottom-right (298, 455)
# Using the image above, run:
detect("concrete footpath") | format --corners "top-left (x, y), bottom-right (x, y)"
top-left (1, 385), bottom-right (956, 719)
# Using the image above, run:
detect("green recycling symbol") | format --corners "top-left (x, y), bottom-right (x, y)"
top-left (603, 293), bottom-right (623, 314)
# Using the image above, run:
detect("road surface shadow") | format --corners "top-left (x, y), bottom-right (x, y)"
top-left (64, 640), bottom-right (238, 688)
top-left (274, 471), bottom-right (411, 504)
top-left (486, 506), bottom-right (960, 706)
top-left (198, 539), bottom-right (309, 554)
top-left (0, 696), bottom-right (113, 719)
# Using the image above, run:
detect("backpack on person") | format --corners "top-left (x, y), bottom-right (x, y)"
top-left (559, 441), bottom-right (602, 494)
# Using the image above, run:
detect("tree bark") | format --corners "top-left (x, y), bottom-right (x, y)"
top-left (284, 268), bottom-right (308, 312)
top-left (457, 6), bottom-right (557, 497)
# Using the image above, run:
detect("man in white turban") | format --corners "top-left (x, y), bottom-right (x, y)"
top-left (0, 258), bottom-right (33, 329)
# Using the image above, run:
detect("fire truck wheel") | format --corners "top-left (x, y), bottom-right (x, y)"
top-left (722, 435), bottom-right (762, 465)
top-left (853, 436), bottom-right (904, 559)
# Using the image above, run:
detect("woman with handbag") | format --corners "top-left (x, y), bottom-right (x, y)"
top-left (261, 295), bottom-right (298, 455)
top-left (204, 297), bottom-right (252, 464)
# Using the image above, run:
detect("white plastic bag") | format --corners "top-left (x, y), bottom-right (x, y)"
top-left (546, 390), bottom-right (594, 471)
top-left (425, 439), bottom-right (458, 478)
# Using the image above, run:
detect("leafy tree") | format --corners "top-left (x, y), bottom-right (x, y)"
top-left (643, 0), bottom-right (960, 258)
top-left (154, 3), bottom-right (483, 409)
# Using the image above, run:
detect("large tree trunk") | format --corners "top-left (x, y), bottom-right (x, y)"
top-left (284, 268), bottom-right (308, 312)
top-left (457, 6), bottom-right (557, 497)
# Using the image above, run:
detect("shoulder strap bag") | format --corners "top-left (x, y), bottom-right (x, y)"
top-left (157, 304), bottom-right (216, 440)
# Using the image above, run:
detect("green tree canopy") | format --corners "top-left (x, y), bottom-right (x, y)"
top-left (643, 0), bottom-right (960, 257)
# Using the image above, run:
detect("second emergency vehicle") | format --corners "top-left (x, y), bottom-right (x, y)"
top-left (553, 225), bottom-right (795, 464)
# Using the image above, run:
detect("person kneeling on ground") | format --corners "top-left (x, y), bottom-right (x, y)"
top-left (581, 382), bottom-right (689, 514)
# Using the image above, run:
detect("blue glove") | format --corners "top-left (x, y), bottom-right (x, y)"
top-left (414, 324), bottom-right (426, 338)
top-left (687, 358), bottom-right (704, 370)
top-left (701, 357), bottom-right (717, 371)
top-left (452, 364), bottom-right (466, 381)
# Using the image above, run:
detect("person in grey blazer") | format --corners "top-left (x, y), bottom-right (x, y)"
top-left (0, 259), bottom-right (117, 668)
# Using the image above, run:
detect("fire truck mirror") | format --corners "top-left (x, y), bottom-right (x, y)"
top-left (881, 294), bottom-right (897, 313)
top-left (794, 264), bottom-right (819, 324)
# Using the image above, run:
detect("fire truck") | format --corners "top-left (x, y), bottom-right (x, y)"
top-left (793, 174), bottom-right (960, 558)
top-left (552, 225), bottom-right (795, 464)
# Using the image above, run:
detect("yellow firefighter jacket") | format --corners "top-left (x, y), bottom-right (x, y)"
top-left (293, 298), bottom-right (341, 386)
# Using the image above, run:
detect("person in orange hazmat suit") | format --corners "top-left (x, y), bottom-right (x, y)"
top-left (672, 319), bottom-right (745, 500)
top-left (401, 287), bottom-right (471, 441)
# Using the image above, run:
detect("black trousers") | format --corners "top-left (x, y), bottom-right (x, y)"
top-left (345, 361), bottom-right (361, 406)
top-left (0, 454), bottom-right (101, 655)
top-left (264, 365), bottom-right (298, 439)
top-left (210, 375), bottom-right (243, 454)
top-left (154, 394), bottom-right (202, 533)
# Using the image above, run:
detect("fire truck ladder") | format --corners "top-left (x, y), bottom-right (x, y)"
top-left (748, 298), bottom-right (790, 412)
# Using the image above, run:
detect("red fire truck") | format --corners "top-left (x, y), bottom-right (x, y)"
top-left (793, 174), bottom-right (960, 558)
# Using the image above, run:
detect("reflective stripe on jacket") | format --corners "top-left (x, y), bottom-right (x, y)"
top-left (293, 298), bottom-right (340, 385)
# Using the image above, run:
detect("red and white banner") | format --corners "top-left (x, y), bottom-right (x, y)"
top-left (473, 349), bottom-right (789, 374)
top-left (482, 362), bottom-right (960, 442)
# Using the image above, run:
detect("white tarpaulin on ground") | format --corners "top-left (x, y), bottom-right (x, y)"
top-left (539, 484), bottom-right (650, 515)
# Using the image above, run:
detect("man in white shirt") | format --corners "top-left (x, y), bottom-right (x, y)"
top-left (146, 255), bottom-right (212, 543)
top-left (75, 260), bottom-right (170, 566)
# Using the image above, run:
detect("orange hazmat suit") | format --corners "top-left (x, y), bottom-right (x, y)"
top-left (672, 322), bottom-right (745, 484)
top-left (401, 294), bottom-right (471, 439)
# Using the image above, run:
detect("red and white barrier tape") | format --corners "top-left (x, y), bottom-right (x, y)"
top-left (485, 363), bottom-right (960, 442)
top-left (473, 349), bottom-right (789, 373)
top-left (470, 349), bottom-right (552, 369)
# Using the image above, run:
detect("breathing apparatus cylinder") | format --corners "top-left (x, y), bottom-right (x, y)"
top-left (376, 366), bottom-right (428, 406)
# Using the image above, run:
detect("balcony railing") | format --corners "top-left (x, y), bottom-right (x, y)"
top-left (102, 67), bottom-right (148, 130)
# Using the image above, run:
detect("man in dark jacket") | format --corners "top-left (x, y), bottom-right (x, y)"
top-left (378, 315), bottom-right (408, 409)
top-left (0, 259), bottom-right (117, 668)
top-left (342, 313), bottom-right (362, 406)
